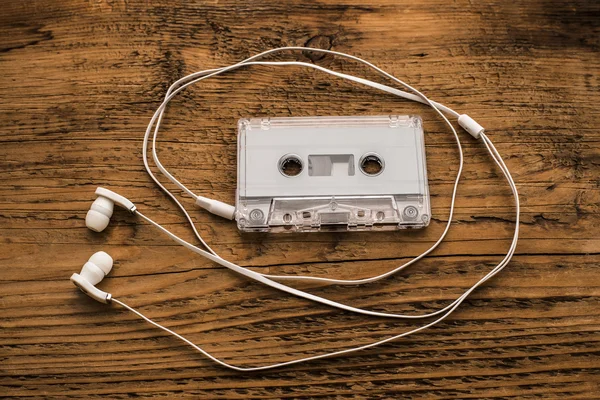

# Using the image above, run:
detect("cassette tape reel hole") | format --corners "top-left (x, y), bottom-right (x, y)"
top-left (279, 154), bottom-right (303, 177)
top-left (359, 153), bottom-right (385, 176)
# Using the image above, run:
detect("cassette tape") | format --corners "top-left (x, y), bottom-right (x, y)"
top-left (235, 115), bottom-right (431, 232)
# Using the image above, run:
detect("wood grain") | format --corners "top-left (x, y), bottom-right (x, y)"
top-left (1, 0), bottom-right (599, 398)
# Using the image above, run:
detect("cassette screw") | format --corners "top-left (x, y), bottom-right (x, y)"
top-left (403, 206), bottom-right (418, 219)
top-left (249, 209), bottom-right (264, 222)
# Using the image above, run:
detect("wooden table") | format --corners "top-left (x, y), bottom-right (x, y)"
top-left (1, 1), bottom-right (599, 398)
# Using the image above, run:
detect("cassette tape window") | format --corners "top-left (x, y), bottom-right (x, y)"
top-left (236, 115), bottom-right (431, 232)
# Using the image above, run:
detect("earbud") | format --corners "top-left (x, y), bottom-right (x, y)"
top-left (86, 196), bottom-right (114, 232)
top-left (85, 187), bottom-right (137, 232)
top-left (70, 251), bottom-right (114, 303)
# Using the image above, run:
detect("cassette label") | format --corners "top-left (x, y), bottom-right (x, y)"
top-left (236, 115), bottom-right (431, 232)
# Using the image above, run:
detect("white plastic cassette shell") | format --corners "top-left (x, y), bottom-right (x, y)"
top-left (236, 115), bottom-right (431, 232)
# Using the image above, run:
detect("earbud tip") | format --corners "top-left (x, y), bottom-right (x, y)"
top-left (88, 251), bottom-right (113, 274)
top-left (86, 210), bottom-right (110, 232)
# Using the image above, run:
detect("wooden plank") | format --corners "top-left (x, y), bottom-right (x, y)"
top-left (0, 0), bottom-right (598, 398)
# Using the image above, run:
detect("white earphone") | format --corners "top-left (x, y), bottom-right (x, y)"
top-left (70, 47), bottom-right (520, 371)
top-left (85, 186), bottom-right (137, 232)
top-left (70, 251), bottom-right (113, 303)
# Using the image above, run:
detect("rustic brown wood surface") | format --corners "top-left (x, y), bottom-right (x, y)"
top-left (1, 0), bottom-right (599, 398)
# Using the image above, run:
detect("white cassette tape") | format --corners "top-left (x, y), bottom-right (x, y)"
top-left (235, 115), bottom-right (431, 232)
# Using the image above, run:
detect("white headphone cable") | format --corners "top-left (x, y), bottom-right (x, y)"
top-left (68, 48), bottom-right (520, 370)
